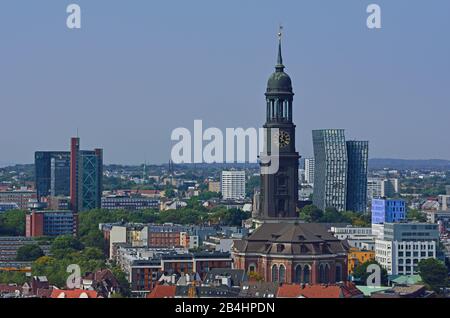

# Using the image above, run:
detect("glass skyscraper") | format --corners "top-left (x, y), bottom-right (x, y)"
top-left (70, 137), bottom-right (103, 212)
top-left (312, 130), bottom-right (368, 212)
top-left (346, 141), bottom-right (369, 212)
top-left (35, 151), bottom-right (70, 200)
top-left (312, 129), bottom-right (347, 212)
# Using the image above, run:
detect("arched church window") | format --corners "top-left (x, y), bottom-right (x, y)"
top-left (294, 265), bottom-right (302, 283)
top-left (303, 266), bottom-right (310, 284)
top-left (271, 264), bottom-right (278, 282)
top-left (279, 265), bottom-right (286, 283)
top-left (335, 264), bottom-right (342, 282)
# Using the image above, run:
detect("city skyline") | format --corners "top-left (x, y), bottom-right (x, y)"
top-left (1, 0), bottom-right (449, 166)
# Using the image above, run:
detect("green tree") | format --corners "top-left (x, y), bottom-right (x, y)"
top-left (50, 235), bottom-right (84, 259)
top-left (407, 209), bottom-right (427, 222)
top-left (246, 176), bottom-right (260, 198)
top-left (0, 210), bottom-right (26, 236)
top-left (16, 244), bottom-right (44, 261)
top-left (353, 260), bottom-right (388, 286)
top-left (418, 258), bottom-right (448, 293)
top-left (321, 207), bottom-right (348, 223)
top-left (300, 205), bottom-right (323, 222)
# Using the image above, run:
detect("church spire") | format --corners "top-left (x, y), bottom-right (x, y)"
top-left (276, 25), bottom-right (284, 72)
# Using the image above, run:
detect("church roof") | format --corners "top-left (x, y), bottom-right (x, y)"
top-left (233, 223), bottom-right (349, 256)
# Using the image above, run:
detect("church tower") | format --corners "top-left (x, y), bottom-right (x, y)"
top-left (258, 30), bottom-right (300, 220)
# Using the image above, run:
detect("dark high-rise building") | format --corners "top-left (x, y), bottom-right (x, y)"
top-left (256, 33), bottom-right (300, 220)
top-left (35, 151), bottom-right (70, 200)
top-left (346, 140), bottom-right (369, 212)
top-left (312, 129), bottom-right (347, 212)
top-left (70, 137), bottom-right (103, 212)
top-left (312, 130), bottom-right (369, 212)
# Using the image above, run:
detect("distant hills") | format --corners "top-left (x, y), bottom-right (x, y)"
top-left (2, 159), bottom-right (450, 171)
top-left (369, 158), bottom-right (450, 170)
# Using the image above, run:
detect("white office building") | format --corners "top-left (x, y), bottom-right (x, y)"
top-left (367, 178), bottom-right (399, 200)
top-left (304, 158), bottom-right (315, 185)
top-left (375, 223), bottom-right (439, 275)
top-left (330, 226), bottom-right (375, 250)
top-left (221, 170), bottom-right (246, 200)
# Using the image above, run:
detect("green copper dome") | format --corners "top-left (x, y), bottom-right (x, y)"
top-left (266, 38), bottom-right (293, 93)
top-left (267, 71), bottom-right (292, 92)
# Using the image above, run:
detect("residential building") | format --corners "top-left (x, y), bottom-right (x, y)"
top-left (330, 226), bottom-right (375, 250)
top-left (25, 210), bottom-right (77, 237)
top-left (208, 181), bottom-right (221, 193)
top-left (147, 224), bottom-right (190, 248)
top-left (104, 223), bottom-right (148, 258)
top-left (114, 246), bottom-right (232, 295)
top-left (304, 158), bottom-right (315, 184)
top-left (347, 247), bottom-right (375, 275)
top-left (375, 223), bottom-right (439, 275)
top-left (276, 282), bottom-right (363, 298)
top-left (0, 236), bottom-right (50, 263)
top-left (101, 195), bottom-right (159, 211)
top-left (0, 190), bottom-right (37, 210)
top-left (221, 170), bottom-right (245, 200)
top-left (0, 202), bottom-right (19, 213)
top-left (438, 195), bottom-right (450, 210)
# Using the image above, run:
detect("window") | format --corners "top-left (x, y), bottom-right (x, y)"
top-left (271, 265), bottom-right (278, 283)
top-left (335, 264), bottom-right (342, 282)
top-left (279, 265), bottom-right (286, 283)
top-left (294, 265), bottom-right (302, 283)
top-left (303, 266), bottom-right (310, 284)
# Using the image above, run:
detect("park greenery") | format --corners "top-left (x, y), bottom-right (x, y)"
top-left (418, 258), bottom-right (449, 293)
top-left (16, 244), bottom-right (44, 261)
top-left (1, 206), bottom-right (249, 289)
top-left (407, 208), bottom-right (427, 222)
top-left (0, 210), bottom-right (26, 236)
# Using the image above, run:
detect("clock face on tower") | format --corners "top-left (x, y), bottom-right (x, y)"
top-left (273, 130), bottom-right (291, 148)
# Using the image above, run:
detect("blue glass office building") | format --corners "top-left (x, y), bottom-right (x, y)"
top-left (371, 199), bottom-right (406, 224)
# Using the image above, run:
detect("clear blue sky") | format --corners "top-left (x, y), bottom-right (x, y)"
top-left (0, 0), bottom-right (449, 165)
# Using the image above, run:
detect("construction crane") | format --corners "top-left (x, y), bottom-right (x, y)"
top-left (0, 267), bottom-right (32, 273)
top-left (187, 281), bottom-right (197, 298)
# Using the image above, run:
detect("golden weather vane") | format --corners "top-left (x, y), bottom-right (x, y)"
top-left (278, 25), bottom-right (283, 40)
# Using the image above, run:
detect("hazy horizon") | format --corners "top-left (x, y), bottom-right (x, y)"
top-left (1, 0), bottom-right (449, 165)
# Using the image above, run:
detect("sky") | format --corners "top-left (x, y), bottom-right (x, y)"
top-left (0, 0), bottom-right (449, 165)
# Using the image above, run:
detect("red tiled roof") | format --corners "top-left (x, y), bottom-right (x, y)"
top-left (36, 288), bottom-right (53, 298)
top-left (147, 285), bottom-right (176, 298)
top-left (50, 289), bottom-right (99, 298)
top-left (0, 284), bottom-right (21, 293)
top-left (277, 283), bottom-right (362, 298)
